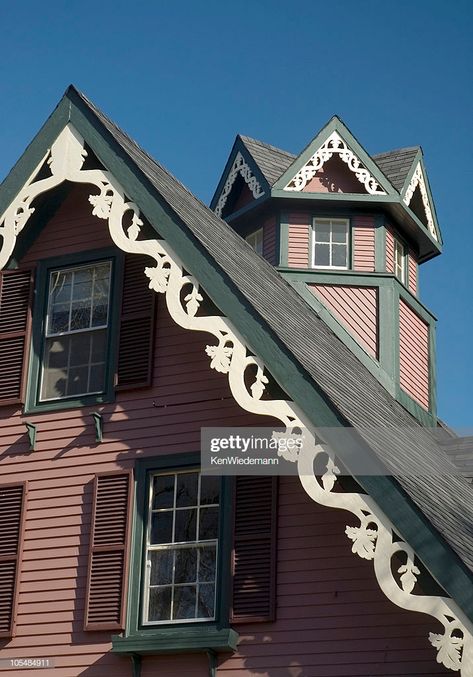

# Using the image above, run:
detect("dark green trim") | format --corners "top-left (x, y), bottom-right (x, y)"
top-left (120, 453), bottom-right (236, 656)
top-left (374, 214), bottom-right (386, 272)
top-left (112, 627), bottom-right (239, 655)
top-left (130, 654), bottom-right (141, 677)
top-left (272, 116), bottom-right (397, 196)
top-left (24, 247), bottom-right (123, 414)
top-left (25, 422), bottom-right (37, 451)
top-left (2, 88), bottom-right (472, 624)
top-left (278, 212), bottom-right (289, 267)
top-left (271, 188), bottom-right (395, 203)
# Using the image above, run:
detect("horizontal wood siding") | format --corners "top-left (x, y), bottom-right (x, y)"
top-left (386, 226), bottom-right (395, 273)
top-left (219, 476), bottom-right (451, 676)
top-left (408, 251), bottom-right (418, 295)
top-left (262, 216), bottom-right (277, 266)
top-left (309, 284), bottom-right (378, 359)
top-left (0, 185), bottom-right (449, 675)
top-left (399, 299), bottom-right (430, 409)
top-left (287, 213), bottom-right (310, 268)
top-left (352, 215), bottom-right (375, 272)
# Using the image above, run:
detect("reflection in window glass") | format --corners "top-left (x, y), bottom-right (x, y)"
top-left (145, 471), bottom-right (220, 624)
top-left (40, 261), bottom-right (111, 401)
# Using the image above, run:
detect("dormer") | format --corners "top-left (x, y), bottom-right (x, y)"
top-left (211, 117), bottom-right (442, 424)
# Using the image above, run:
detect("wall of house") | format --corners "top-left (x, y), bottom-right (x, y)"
top-left (308, 284), bottom-right (378, 359)
top-left (386, 225), bottom-right (419, 296)
top-left (286, 213), bottom-right (376, 272)
top-left (399, 298), bottom-right (430, 410)
top-left (0, 186), bottom-right (448, 676)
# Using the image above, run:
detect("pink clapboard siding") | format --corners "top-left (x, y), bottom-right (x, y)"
top-left (399, 299), bottom-right (430, 409)
top-left (386, 226), bottom-right (395, 273)
top-left (309, 284), bottom-right (378, 359)
top-left (262, 216), bottom-right (277, 265)
top-left (408, 251), bottom-right (418, 295)
top-left (352, 215), bottom-right (376, 272)
top-left (0, 185), bottom-right (450, 676)
top-left (287, 213), bottom-right (310, 268)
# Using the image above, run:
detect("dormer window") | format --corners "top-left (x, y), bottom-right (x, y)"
top-left (40, 261), bottom-right (112, 401)
top-left (312, 218), bottom-right (349, 269)
top-left (246, 228), bottom-right (263, 255)
top-left (393, 236), bottom-right (407, 284)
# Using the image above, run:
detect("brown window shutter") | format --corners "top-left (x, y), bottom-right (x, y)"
top-left (231, 476), bottom-right (278, 623)
top-left (0, 269), bottom-right (34, 405)
top-left (116, 254), bottom-right (156, 389)
top-left (0, 482), bottom-right (27, 638)
top-left (84, 471), bottom-right (132, 631)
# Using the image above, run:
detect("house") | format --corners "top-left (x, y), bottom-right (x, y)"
top-left (0, 85), bottom-right (472, 676)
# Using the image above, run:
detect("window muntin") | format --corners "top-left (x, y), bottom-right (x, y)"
top-left (246, 228), bottom-right (263, 256)
top-left (39, 261), bottom-right (112, 401)
top-left (143, 471), bottom-right (220, 624)
top-left (312, 218), bottom-right (349, 269)
top-left (393, 237), bottom-right (407, 284)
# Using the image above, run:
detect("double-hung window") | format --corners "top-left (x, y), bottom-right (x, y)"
top-left (40, 261), bottom-right (112, 401)
top-left (246, 228), bottom-right (263, 256)
top-left (393, 236), bottom-right (407, 284)
top-left (312, 218), bottom-right (349, 269)
top-left (144, 470), bottom-right (220, 624)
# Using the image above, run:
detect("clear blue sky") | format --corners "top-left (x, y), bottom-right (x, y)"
top-left (0, 0), bottom-right (472, 427)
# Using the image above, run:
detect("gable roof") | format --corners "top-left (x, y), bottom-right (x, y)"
top-left (1, 86), bottom-right (473, 622)
top-left (239, 135), bottom-right (296, 186)
top-left (373, 146), bottom-right (420, 192)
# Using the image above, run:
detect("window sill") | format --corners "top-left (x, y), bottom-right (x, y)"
top-left (111, 626), bottom-right (239, 655)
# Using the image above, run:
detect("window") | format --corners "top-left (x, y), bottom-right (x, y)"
top-left (143, 470), bottom-right (220, 624)
top-left (312, 218), bottom-right (349, 269)
top-left (394, 236), bottom-right (407, 284)
top-left (40, 261), bottom-right (112, 401)
top-left (246, 228), bottom-right (263, 256)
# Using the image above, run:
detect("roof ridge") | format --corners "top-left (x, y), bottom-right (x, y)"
top-left (373, 145), bottom-right (420, 158)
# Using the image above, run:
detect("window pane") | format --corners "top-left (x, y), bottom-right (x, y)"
top-left (200, 476), bottom-right (220, 505)
top-left (67, 366), bottom-right (88, 396)
top-left (69, 333), bottom-right (91, 367)
top-left (199, 507), bottom-right (219, 540)
top-left (174, 547), bottom-right (198, 584)
top-left (175, 508), bottom-right (197, 542)
top-left (72, 268), bottom-right (93, 301)
top-left (176, 473), bottom-right (198, 507)
top-left (173, 585), bottom-right (196, 620)
top-left (332, 222), bottom-right (347, 243)
top-left (50, 303), bottom-right (70, 334)
top-left (91, 331), bottom-right (107, 363)
top-left (314, 243), bottom-right (330, 267)
top-left (199, 545), bottom-right (216, 583)
top-left (41, 366), bottom-right (67, 400)
top-left (88, 363), bottom-right (105, 394)
top-left (149, 550), bottom-right (174, 586)
top-left (332, 244), bottom-right (347, 268)
top-left (50, 271), bottom-right (72, 304)
top-left (150, 511), bottom-right (173, 545)
top-left (148, 587), bottom-right (172, 622)
top-left (152, 475), bottom-right (175, 510)
top-left (197, 583), bottom-right (215, 618)
top-left (314, 221), bottom-right (330, 242)
top-left (45, 338), bottom-right (68, 369)
top-left (70, 301), bottom-right (91, 331)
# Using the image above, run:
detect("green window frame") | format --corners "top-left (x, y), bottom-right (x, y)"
top-left (25, 248), bottom-right (123, 413)
top-left (112, 453), bottom-right (238, 656)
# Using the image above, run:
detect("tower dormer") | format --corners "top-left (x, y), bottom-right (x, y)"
top-left (211, 117), bottom-right (442, 424)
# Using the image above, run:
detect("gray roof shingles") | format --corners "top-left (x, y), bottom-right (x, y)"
top-left (239, 135), bottom-right (296, 186)
top-left (373, 147), bottom-right (420, 192)
top-left (74, 89), bottom-right (473, 576)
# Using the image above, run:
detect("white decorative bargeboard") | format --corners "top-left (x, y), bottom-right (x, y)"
top-left (214, 151), bottom-right (265, 217)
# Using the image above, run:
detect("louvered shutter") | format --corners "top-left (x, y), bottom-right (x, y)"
top-left (0, 483), bottom-right (26, 638)
top-left (85, 472), bottom-right (132, 631)
top-left (0, 269), bottom-right (34, 405)
top-left (231, 476), bottom-right (278, 623)
top-left (116, 254), bottom-right (156, 389)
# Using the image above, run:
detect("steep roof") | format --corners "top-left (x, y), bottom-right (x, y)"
top-left (1, 86), bottom-right (472, 619)
top-left (239, 135), bottom-right (296, 185)
top-left (373, 146), bottom-right (420, 191)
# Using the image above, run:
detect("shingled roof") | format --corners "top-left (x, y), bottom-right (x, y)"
top-left (239, 135), bottom-right (296, 185)
top-left (2, 87), bottom-right (472, 618)
top-left (373, 146), bottom-right (420, 191)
